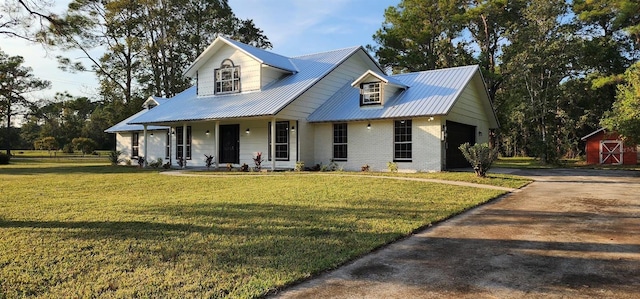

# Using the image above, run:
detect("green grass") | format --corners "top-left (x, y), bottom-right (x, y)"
top-left (0, 161), bottom-right (508, 298)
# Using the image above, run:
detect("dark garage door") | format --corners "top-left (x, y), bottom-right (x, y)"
top-left (446, 121), bottom-right (476, 169)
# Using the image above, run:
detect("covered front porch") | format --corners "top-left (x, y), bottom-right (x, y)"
top-left (141, 117), bottom-right (299, 170)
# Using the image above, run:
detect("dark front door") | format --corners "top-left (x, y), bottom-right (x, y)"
top-left (219, 124), bottom-right (240, 163)
top-left (445, 121), bottom-right (476, 169)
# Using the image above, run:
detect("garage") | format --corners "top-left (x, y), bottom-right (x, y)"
top-left (445, 121), bottom-right (476, 169)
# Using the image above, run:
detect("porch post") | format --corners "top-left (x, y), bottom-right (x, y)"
top-left (182, 123), bottom-right (187, 168)
top-left (271, 117), bottom-right (276, 171)
top-left (214, 121), bottom-right (220, 169)
top-left (143, 125), bottom-right (148, 167)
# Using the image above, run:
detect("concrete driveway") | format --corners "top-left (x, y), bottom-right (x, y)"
top-left (272, 169), bottom-right (640, 298)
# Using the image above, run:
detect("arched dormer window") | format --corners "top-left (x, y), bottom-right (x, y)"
top-left (215, 59), bottom-right (240, 94)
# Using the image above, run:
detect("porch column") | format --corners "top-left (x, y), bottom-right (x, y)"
top-left (214, 121), bottom-right (220, 169)
top-left (143, 124), bottom-right (148, 167)
top-left (271, 117), bottom-right (276, 171)
top-left (182, 123), bottom-right (187, 168)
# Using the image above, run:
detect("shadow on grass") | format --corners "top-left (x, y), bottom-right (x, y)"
top-left (0, 165), bottom-right (159, 175)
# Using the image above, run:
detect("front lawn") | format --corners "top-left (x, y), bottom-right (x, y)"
top-left (0, 162), bottom-right (507, 298)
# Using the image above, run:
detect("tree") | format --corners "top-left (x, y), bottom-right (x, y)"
top-left (459, 142), bottom-right (498, 177)
top-left (0, 49), bottom-right (50, 155)
top-left (72, 137), bottom-right (97, 156)
top-left (368, 0), bottom-right (474, 74)
top-left (0, 0), bottom-right (59, 41)
top-left (601, 62), bottom-right (640, 144)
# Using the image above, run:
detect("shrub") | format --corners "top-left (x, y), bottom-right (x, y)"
top-left (0, 152), bottom-right (10, 165)
top-left (387, 161), bottom-right (398, 173)
top-left (295, 161), bottom-right (305, 171)
top-left (137, 156), bottom-right (145, 168)
top-left (253, 152), bottom-right (263, 171)
top-left (458, 142), bottom-right (498, 177)
top-left (72, 137), bottom-right (98, 156)
top-left (204, 154), bottom-right (214, 170)
top-left (361, 164), bottom-right (370, 172)
top-left (108, 151), bottom-right (122, 165)
top-left (149, 158), bottom-right (163, 169)
top-left (62, 144), bottom-right (74, 154)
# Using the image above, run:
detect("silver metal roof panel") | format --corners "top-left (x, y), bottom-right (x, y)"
top-left (308, 65), bottom-right (481, 122)
top-left (129, 46), bottom-right (362, 125)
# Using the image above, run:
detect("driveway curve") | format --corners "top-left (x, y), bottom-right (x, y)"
top-left (272, 169), bottom-right (640, 298)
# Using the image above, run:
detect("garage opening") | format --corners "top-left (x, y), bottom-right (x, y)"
top-left (445, 121), bottom-right (476, 169)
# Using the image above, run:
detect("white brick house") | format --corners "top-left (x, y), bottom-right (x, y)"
top-left (106, 37), bottom-right (498, 171)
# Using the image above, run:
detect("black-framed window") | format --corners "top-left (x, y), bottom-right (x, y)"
top-left (131, 132), bottom-right (139, 158)
top-left (268, 121), bottom-right (289, 161)
top-left (215, 59), bottom-right (240, 94)
top-left (333, 123), bottom-right (347, 161)
top-left (176, 126), bottom-right (192, 160)
top-left (394, 120), bottom-right (412, 162)
top-left (165, 130), bottom-right (170, 159)
top-left (360, 82), bottom-right (381, 105)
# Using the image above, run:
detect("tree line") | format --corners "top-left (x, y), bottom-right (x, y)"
top-left (370, 0), bottom-right (639, 163)
top-left (1, 0), bottom-right (639, 165)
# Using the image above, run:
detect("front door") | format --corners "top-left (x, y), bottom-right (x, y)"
top-left (600, 140), bottom-right (623, 165)
top-left (219, 125), bottom-right (240, 164)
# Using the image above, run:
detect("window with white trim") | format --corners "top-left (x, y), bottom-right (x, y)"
top-left (333, 123), bottom-right (347, 161)
top-left (132, 132), bottom-right (139, 158)
top-left (176, 126), bottom-right (192, 160)
top-left (215, 59), bottom-right (240, 94)
top-left (394, 120), bottom-right (412, 161)
top-left (360, 82), bottom-right (381, 105)
top-left (268, 121), bottom-right (289, 161)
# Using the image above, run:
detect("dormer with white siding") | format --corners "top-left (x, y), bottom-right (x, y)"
top-left (351, 70), bottom-right (408, 107)
top-left (183, 36), bottom-right (298, 97)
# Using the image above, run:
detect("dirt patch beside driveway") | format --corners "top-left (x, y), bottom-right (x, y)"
top-left (272, 169), bottom-right (640, 298)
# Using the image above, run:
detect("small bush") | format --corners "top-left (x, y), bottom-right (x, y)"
top-left (149, 158), bottom-right (163, 169)
top-left (62, 144), bottom-right (74, 154)
top-left (0, 152), bottom-right (10, 164)
top-left (108, 151), bottom-right (122, 165)
top-left (295, 161), bottom-right (304, 171)
top-left (137, 156), bottom-right (145, 168)
top-left (361, 164), bottom-right (370, 172)
top-left (387, 161), bottom-right (398, 173)
top-left (458, 142), bottom-right (498, 177)
top-left (204, 154), bottom-right (214, 170)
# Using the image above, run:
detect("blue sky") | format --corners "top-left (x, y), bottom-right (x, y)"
top-left (0, 0), bottom-right (397, 102)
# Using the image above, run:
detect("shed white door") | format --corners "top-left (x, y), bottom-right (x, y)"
top-left (600, 140), bottom-right (623, 165)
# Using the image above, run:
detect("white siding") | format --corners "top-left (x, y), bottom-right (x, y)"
top-left (115, 130), bottom-right (169, 165)
top-left (277, 51), bottom-right (374, 167)
top-left (168, 120), bottom-right (297, 169)
top-left (197, 45), bottom-right (262, 96)
top-left (261, 66), bottom-right (285, 87)
top-left (313, 118), bottom-right (442, 172)
top-left (446, 79), bottom-right (490, 144)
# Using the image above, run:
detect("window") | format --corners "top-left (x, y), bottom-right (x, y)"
top-left (394, 120), bottom-right (412, 161)
top-left (215, 59), bottom-right (240, 94)
top-left (131, 132), bottom-right (139, 158)
top-left (268, 121), bottom-right (289, 161)
top-left (176, 126), bottom-right (192, 160)
top-left (165, 130), bottom-right (170, 159)
top-left (360, 82), bottom-right (381, 105)
top-left (333, 123), bottom-right (347, 160)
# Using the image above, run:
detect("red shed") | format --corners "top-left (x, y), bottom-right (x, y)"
top-left (581, 128), bottom-right (637, 165)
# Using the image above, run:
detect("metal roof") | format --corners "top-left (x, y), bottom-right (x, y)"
top-left (581, 128), bottom-right (606, 140)
top-left (105, 109), bottom-right (169, 133)
top-left (184, 36), bottom-right (297, 77)
top-left (129, 46), bottom-right (363, 125)
top-left (308, 65), bottom-right (483, 122)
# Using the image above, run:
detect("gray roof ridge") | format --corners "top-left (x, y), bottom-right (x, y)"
top-left (292, 45), bottom-right (362, 59)
top-left (390, 64), bottom-right (479, 78)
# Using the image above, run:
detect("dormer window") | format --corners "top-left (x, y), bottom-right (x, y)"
top-left (215, 59), bottom-right (240, 94)
top-left (360, 82), bottom-right (381, 105)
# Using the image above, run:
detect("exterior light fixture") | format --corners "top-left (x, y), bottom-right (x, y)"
top-left (246, 128), bottom-right (250, 134)
top-left (205, 130), bottom-right (210, 136)
top-left (478, 131), bottom-right (482, 137)
top-left (428, 116), bottom-right (434, 121)
top-left (150, 132), bottom-right (154, 137)
top-left (291, 126), bottom-right (295, 132)
top-left (171, 129), bottom-right (175, 135)
top-left (367, 123), bottom-right (371, 130)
